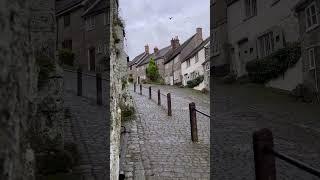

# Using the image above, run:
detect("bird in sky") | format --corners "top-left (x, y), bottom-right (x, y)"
top-left (169, 17), bottom-right (173, 20)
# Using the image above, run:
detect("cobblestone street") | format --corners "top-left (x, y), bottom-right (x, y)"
top-left (63, 70), bottom-right (109, 180)
top-left (212, 81), bottom-right (320, 180)
top-left (123, 84), bottom-right (210, 179)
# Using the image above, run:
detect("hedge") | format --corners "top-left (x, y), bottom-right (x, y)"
top-left (186, 75), bottom-right (204, 88)
top-left (246, 42), bottom-right (301, 84)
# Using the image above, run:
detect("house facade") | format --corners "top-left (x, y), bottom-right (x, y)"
top-left (181, 38), bottom-right (210, 86)
top-left (164, 28), bottom-right (204, 85)
top-left (227, 0), bottom-right (303, 91)
top-left (212, 0), bottom-right (230, 77)
top-left (127, 46), bottom-right (149, 83)
top-left (295, 0), bottom-right (320, 97)
top-left (56, 0), bottom-right (110, 72)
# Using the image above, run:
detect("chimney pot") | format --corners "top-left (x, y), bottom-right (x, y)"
top-left (145, 44), bottom-right (149, 54)
top-left (154, 47), bottom-right (159, 54)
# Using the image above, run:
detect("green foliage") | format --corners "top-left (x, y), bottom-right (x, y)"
top-left (128, 76), bottom-right (134, 83)
top-left (146, 58), bottom-right (160, 81)
top-left (186, 75), bottom-right (204, 88)
top-left (58, 49), bottom-right (74, 66)
top-left (36, 56), bottom-right (56, 89)
top-left (246, 42), bottom-right (301, 84)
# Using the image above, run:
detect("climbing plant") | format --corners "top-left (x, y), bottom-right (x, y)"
top-left (246, 42), bottom-right (301, 84)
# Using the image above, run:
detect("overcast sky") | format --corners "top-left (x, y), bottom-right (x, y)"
top-left (119, 0), bottom-right (210, 59)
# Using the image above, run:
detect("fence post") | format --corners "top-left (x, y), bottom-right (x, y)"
top-left (77, 67), bottom-right (82, 96)
top-left (149, 86), bottom-right (152, 99)
top-left (189, 102), bottom-right (198, 142)
top-left (167, 93), bottom-right (172, 116)
top-left (96, 73), bottom-right (102, 105)
top-left (158, 89), bottom-right (161, 106)
top-left (253, 128), bottom-right (276, 180)
top-left (134, 83), bottom-right (136, 92)
top-left (140, 84), bottom-right (142, 95)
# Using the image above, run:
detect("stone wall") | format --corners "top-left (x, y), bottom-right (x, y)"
top-left (0, 0), bottom-right (63, 179)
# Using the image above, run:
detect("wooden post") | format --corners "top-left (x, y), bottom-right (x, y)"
top-left (167, 93), bottom-right (172, 116)
top-left (140, 84), bottom-right (142, 95)
top-left (149, 86), bottom-right (152, 99)
top-left (96, 73), bottom-right (102, 105)
top-left (134, 83), bottom-right (136, 92)
top-left (158, 89), bottom-right (161, 105)
top-left (77, 68), bottom-right (82, 96)
top-left (189, 102), bottom-right (198, 142)
top-left (253, 128), bottom-right (276, 180)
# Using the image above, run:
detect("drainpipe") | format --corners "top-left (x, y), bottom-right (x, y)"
top-left (314, 60), bottom-right (319, 103)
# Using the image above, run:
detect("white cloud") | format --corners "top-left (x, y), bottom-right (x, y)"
top-left (119, 0), bottom-right (210, 58)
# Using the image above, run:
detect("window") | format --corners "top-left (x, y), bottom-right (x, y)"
top-left (104, 11), bottom-right (110, 26)
top-left (130, 66), bottom-right (132, 70)
top-left (195, 53), bottom-right (199, 63)
top-left (305, 2), bottom-right (319, 31)
top-left (205, 63), bottom-right (210, 71)
top-left (86, 16), bottom-right (95, 31)
top-left (62, 39), bottom-right (72, 50)
top-left (205, 47), bottom-right (210, 60)
top-left (308, 48), bottom-right (316, 70)
top-left (186, 59), bottom-right (191, 68)
top-left (258, 32), bottom-right (274, 57)
top-left (245, 0), bottom-right (257, 18)
top-left (64, 13), bottom-right (70, 27)
top-left (104, 43), bottom-right (108, 55)
top-left (213, 31), bottom-right (220, 55)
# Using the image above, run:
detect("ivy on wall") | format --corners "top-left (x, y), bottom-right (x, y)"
top-left (246, 42), bottom-right (301, 83)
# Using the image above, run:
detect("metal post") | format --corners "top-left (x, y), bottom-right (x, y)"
top-left (158, 89), bottom-right (161, 106)
top-left (189, 102), bottom-right (198, 142)
top-left (77, 68), bottom-right (82, 96)
top-left (149, 86), bottom-right (152, 99)
top-left (140, 84), bottom-right (142, 95)
top-left (253, 128), bottom-right (276, 180)
top-left (134, 83), bottom-right (136, 92)
top-left (167, 93), bottom-right (172, 116)
top-left (96, 73), bottom-right (102, 105)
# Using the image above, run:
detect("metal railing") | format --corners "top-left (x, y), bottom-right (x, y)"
top-left (253, 128), bottom-right (320, 180)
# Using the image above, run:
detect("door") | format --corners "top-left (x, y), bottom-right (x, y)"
top-left (89, 48), bottom-right (96, 71)
top-left (138, 76), bottom-right (140, 84)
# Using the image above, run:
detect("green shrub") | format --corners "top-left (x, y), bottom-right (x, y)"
top-left (58, 49), bottom-right (74, 66)
top-left (146, 58), bottom-right (160, 82)
top-left (186, 75), bottom-right (204, 88)
top-left (128, 74), bottom-right (134, 83)
top-left (246, 42), bottom-right (301, 84)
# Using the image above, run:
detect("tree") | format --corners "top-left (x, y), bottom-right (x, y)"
top-left (146, 58), bottom-right (160, 81)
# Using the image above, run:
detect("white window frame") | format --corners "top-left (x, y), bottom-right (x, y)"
top-left (195, 53), bottom-right (199, 63)
top-left (86, 16), bottom-right (95, 31)
top-left (258, 31), bottom-right (274, 58)
top-left (305, 2), bottom-right (319, 32)
top-left (186, 59), bottom-right (191, 68)
top-left (244, 0), bottom-right (257, 19)
top-left (309, 48), bottom-right (316, 70)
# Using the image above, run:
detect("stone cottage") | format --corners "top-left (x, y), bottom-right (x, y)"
top-left (164, 28), bottom-right (204, 85)
top-left (295, 0), bottom-right (320, 99)
top-left (135, 45), bottom-right (172, 82)
top-left (181, 37), bottom-right (210, 86)
top-left (56, 0), bottom-right (110, 72)
top-left (226, 0), bottom-right (303, 91)
top-left (127, 45), bottom-right (149, 83)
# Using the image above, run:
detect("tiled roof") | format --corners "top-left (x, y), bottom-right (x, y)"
top-left (82, 0), bottom-right (107, 17)
top-left (294, 0), bottom-right (310, 12)
top-left (56, 0), bottom-right (83, 14)
top-left (181, 37), bottom-right (210, 63)
top-left (164, 35), bottom-right (196, 64)
top-left (137, 45), bottom-right (172, 67)
top-left (129, 52), bottom-right (148, 67)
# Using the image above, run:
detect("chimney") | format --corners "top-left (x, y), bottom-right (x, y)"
top-left (171, 36), bottom-right (180, 49)
top-left (145, 44), bottom-right (149, 54)
top-left (154, 47), bottom-right (159, 54)
top-left (196, 27), bottom-right (203, 40)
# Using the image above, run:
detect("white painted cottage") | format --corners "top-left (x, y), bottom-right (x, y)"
top-left (181, 37), bottom-right (210, 86)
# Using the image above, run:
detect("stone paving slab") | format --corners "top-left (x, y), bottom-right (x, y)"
top-left (125, 85), bottom-right (210, 179)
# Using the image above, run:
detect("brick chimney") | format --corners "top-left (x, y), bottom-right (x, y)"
top-left (145, 44), bottom-right (149, 54)
top-left (171, 36), bottom-right (180, 49)
top-left (196, 27), bottom-right (203, 40)
top-left (154, 47), bottom-right (159, 54)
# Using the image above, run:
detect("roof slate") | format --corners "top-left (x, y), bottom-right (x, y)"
top-left (137, 45), bottom-right (172, 67)
top-left (56, 0), bottom-right (83, 14)
top-left (181, 37), bottom-right (210, 63)
top-left (83, 0), bottom-right (107, 17)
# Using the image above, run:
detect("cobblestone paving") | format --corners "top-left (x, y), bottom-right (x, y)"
top-left (212, 82), bottom-right (320, 180)
top-left (125, 84), bottom-right (210, 179)
top-left (63, 71), bottom-right (109, 180)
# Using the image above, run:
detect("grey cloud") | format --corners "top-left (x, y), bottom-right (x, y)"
top-left (119, 0), bottom-right (210, 58)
